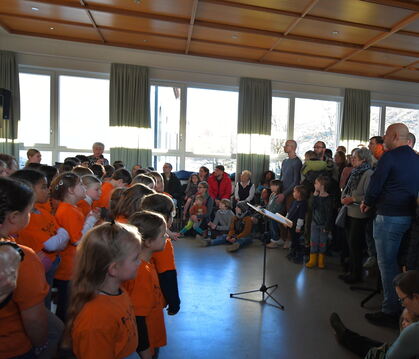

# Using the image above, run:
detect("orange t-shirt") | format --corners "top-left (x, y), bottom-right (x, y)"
top-left (93, 182), bottom-right (114, 209)
top-left (54, 202), bottom-right (85, 281)
top-left (16, 204), bottom-right (59, 263)
top-left (152, 238), bottom-right (176, 274)
top-left (72, 289), bottom-right (138, 359)
top-left (123, 260), bottom-right (166, 350)
top-left (36, 200), bottom-right (52, 214)
top-left (0, 244), bottom-right (49, 358)
top-left (77, 199), bottom-right (93, 218)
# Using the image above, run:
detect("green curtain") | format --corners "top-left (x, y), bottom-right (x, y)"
top-left (236, 77), bottom-right (272, 185)
top-left (0, 51), bottom-right (20, 156)
top-left (109, 63), bottom-right (151, 169)
top-left (341, 88), bottom-right (371, 142)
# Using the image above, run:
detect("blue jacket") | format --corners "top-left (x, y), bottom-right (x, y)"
top-left (364, 146), bottom-right (419, 216)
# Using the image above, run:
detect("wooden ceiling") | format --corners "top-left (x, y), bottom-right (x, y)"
top-left (1, 0), bottom-right (419, 82)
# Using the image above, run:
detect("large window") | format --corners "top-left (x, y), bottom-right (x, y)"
top-left (270, 97), bottom-right (289, 174)
top-left (294, 98), bottom-right (339, 156)
top-left (150, 86), bottom-right (181, 151)
top-left (385, 106), bottom-right (419, 149)
top-left (59, 75), bottom-right (109, 149)
top-left (370, 106), bottom-right (381, 138)
top-left (18, 73), bottom-right (51, 146)
top-left (186, 88), bottom-right (238, 156)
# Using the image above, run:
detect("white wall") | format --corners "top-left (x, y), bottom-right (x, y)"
top-left (1, 31), bottom-right (418, 105)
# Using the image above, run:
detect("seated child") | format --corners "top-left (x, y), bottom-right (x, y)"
top-left (183, 174), bottom-right (199, 220)
top-left (207, 198), bottom-right (234, 239)
top-left (306, 176), bottom-right (334, 269)
top-left (203, 201), bottom-right (253, 253)
top-left (285, 185), bottom-right (308, 264)
top-left (265, 179), bottom-right (285, 248)
top-left (179, 195), bottom-right (207, 236)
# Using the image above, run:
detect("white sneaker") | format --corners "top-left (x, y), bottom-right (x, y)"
top-left (363, 256), bottom-right (377, 269)
top-left (283, 241), bottom-right (291, 249)
top-left (270, 238), bottom-right (285, 246)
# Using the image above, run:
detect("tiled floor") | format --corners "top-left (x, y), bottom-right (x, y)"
top-left (159, 238), bottom-right (398, 359)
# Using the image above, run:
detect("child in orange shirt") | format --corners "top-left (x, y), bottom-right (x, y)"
top-left (11, 169), bottom-right (70, 308)
top-left (0, 177), bottom-right (55, 358)
top-left (126, 211), bottom-right (167, 359)
top-left (141, 193), bottom-right (181, 316)
top-left (66, 222), bottom-right (142, 359)
top-left (51, 172), bottom-right (99, 322)
top-left (94, 168), bottom-right (132, 211)
top-left (113, 184), bottom-right (154, 224)
top-left (77, 174), bottom-right (102, 217)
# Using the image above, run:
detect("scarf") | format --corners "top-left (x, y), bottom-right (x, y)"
top-left (345, 162), bottom-right (371, 196)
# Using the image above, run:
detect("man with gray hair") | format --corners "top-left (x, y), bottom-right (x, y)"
top-left (361, 123), bottom-right (419, 328)
top-left (88, 142), bottom-right (109, 166)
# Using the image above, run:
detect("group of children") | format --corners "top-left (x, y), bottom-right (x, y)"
top-left (0, 157), bottom-right (182, 359)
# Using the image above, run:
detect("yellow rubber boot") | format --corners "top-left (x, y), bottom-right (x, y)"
top-left (318, 253), bottom-right (326, 269)
top-left (305, 253), bottom-right (318, 268)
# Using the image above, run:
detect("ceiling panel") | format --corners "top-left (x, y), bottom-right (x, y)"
top-left (377, 33), bottom-right (419, 53)
top-left (189, 40), bottom-right (266, 60)
top-left (309, 0), bottom-right (413, 28)
top-left (263, 51), bottom-right (336, 69)
top-left (91, 11), bottom-right (189, 37)
top-left (350, 49), bottom-right (418, 67)
top-left (290, 18), bottom-right (383, 44)
top-left (403, 21), bottom-right (419, 33)
top-left (0, 0), bottom-right (91, 24)
top-left (330, 61), bottom-right (396, 77)
top-left (0, 15), bottom-right (99, 41)
top-left (101, 29), bottom-right (186, 51)
top-left (274, 38), bottom-right (353, 58)
top-left (213, 0), bottom-right (312, 13)
top-left (196, 2), bottom-right (295, 33)
top-left (86, 0), bottom-right (194, 18)
top-left (387, 69), bottom-right (419, 82)
top-left (192, 25), bottom-right (276, 49)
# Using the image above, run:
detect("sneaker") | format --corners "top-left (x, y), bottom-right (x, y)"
top-left (266, 242), bottom-right (280, 249)
top-left (195, 234), bottom-right (204, 240)
top-left (283, 241), bottom-right (291, 249)
top-left (198, 238), bottom-right (211, 247)
top-left (365, 311), bottom-right (399, 329)
top-left (270, 238), bottom-right (285, 246)
top-left (363, 256), bottom-right (377, 269)
top-left (226, 242), bottom-right (240, 253)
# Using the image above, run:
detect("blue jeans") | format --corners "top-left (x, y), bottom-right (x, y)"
top-left (310, 223), bottom-right (328, 254)
top-left (374, 215), bottom-right (412, 314)
top-left (269, 219), bottom-right (280, 241)
top-left (210, 234), bottom-right (252, 248)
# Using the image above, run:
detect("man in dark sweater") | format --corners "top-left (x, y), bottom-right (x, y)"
top-left (361, 123), bottom-right (419, 328)
top-left (162, 162), bottom-right (183, 204)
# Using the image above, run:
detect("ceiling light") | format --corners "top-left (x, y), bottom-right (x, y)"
top-left (50, 27), bottom-right (54, 30)
top-left (31, 7), bottom-right (39, 11)
top-left (332, 31), bottom-right (339, 36)
top-left (143, 39), bottom-right (148, 43)
top-left (232, 35), bottom-right (239, 39)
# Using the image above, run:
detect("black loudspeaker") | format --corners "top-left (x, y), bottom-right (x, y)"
top-left (0, 88), bottom-right (11, 120)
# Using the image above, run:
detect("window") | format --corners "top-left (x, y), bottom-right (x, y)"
top-left (184, 157), bottom-right (235, 173)
top-left (18, 73), bottom-right (51, 146)
top-left (370, 106), bottom-right (381, 138)
top-left (59, 75), bottom-right (109, 149)
top-left (150, 86), bottom-right (181, 151)
top-left (186, 88), bottom-right (238, 156)
top-left (385, 106), bottom-right (419, 149)
top-left (270, 97), bottom-right (289, 174)
top-left (294, 98), bottom-right (339, 156)
top-left (18, 150), bottom-right (52, 167)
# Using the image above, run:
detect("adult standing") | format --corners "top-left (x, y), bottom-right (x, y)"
top-left (361, 123), bottom-right (419, 327)
top-left (314, 141), bottom-right (334, 171)
top-left (340, 147), bottom-right (373, 284)
top-left (271, 140), bottom-right (302, 248)
top-left (87, 142), bottom-right (109, 166)
top-left (234, 170), bottom-right (255, 204)
top-left (162, 163), bottom-right (183, 204)
top-left (208, 165), bottom-right (232, 207)
top-left (368, 136), bottom-right (385, 162)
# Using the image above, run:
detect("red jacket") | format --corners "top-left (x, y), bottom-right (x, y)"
top-left (208, 172), bottom-right (232, 200)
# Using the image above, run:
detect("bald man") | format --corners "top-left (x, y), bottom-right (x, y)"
top-left (361, 123), bottom-right (419, 328)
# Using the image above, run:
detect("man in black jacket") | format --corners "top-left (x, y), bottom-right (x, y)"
top-left (162, 163), bottom-right (183, 205)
